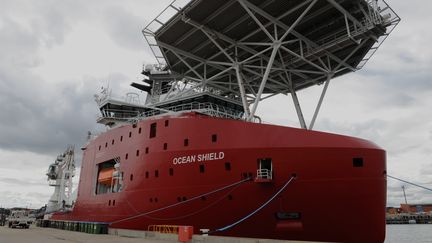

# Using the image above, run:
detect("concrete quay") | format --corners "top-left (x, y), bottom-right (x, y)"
top-left (0, 225), bottom-right (331, 243)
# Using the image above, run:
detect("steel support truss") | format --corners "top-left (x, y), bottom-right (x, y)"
top-left (142, 0), bottom-right (400, 129)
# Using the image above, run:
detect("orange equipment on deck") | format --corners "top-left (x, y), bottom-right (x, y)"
top-left (98, 168), bottom-right (114, 185)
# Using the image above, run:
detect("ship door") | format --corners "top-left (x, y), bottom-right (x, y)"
top-left (257, 158), bottom-right (273, 180)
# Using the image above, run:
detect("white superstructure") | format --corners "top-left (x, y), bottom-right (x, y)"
top-left (46, 146), bottom-right (76, 213)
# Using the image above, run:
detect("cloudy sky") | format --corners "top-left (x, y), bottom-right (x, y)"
top-left (0, 0), bottom-right (430, 209)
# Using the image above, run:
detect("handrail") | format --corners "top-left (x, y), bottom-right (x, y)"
top-left (256, 169), bottom-right (273, 180)
top-left (98, 102), bottom-right (246, 122)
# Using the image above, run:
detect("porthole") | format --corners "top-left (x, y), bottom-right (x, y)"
top-left (225, 162), bottom-right (231, 171)
top-left (353, 158), bottom-right (364, 167)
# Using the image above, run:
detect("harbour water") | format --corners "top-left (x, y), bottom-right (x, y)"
top-left (385, 224), bottom-right (432, 243)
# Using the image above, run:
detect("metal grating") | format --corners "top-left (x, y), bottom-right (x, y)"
top-left (142, 0), bottom-right (400, 125)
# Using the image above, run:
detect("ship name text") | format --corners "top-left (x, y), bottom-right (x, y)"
top-left (172, 152), bottom-right (225, 165)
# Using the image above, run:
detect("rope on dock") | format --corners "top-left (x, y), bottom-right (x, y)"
top-left (387, 174), bottom-right (432, 192)
top-left (209, 176), bottom-right (296, 234)
top-left (109, 177), bottom-right (253, 225)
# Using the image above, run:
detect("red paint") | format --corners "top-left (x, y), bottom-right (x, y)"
top-left (178, 226), bottom-right (194, 242)
top-left (52, 112), bottom-right (387, 243)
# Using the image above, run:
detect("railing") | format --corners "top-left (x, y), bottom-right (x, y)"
top-left (256, 169), bottom-right (272, 180)
top-left (148, 225), bottom-right (179, 234)
top-left (135, 102), bottom-right (244, 120)
top-left (100, 109), bottom-right (140, 119)
top-left (357, 0), bottom-right (401, 69)
top-left (98, 102), bottom-right (245, 123)
top-left (142, 0), bottom-right (192, 66)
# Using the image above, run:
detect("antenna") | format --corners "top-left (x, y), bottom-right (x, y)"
top-left (401, 185), bottom-right (408, 205)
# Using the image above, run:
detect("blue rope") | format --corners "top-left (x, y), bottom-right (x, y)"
top-left (387, 174), bottom-right (432, 192)
top-left (210, 176), bottom-right (295, 233)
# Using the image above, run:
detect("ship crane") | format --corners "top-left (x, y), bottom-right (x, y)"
top-left (46, 146), bottom-right (76, 213)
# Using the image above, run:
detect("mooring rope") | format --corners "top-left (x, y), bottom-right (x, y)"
top-left (110, 177), bottom-right (252, 225)
top-left (208, 176), bottom-right (296, 234)
top-left (387, 174), bottom-right (432, 192)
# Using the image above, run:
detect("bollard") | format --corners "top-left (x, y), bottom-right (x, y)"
top-left (178, 226), bottom-right (194, 243)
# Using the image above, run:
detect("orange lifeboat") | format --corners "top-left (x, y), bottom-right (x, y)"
top-left (98, 168), bottom-right (114, 185)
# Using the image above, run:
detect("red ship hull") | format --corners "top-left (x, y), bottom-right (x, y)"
top-left (53, 113), bottom-right (386, 243)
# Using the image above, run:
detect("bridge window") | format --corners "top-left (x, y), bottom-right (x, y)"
top-left (165, 120), bottom-right (169, 127)
top-left (150, 123), bottom-right (157, 138)
top-left (146, 171), bottom-right (149, 178)
top-left (129, 131), bottom-right (132, 138)
top-left (184, 139), bottom-right (189, 147)
top-left (139, 127), bottom-right (142, 134)
top-left (164, 143), bottom-right (168, 150)
top-left (146, 147), bottom-right (149, 154)
top-left (120, 136), bottom-right (123, 142)
top-left (111, 139), bottom-right (115, 145)
top-left (125, 153), bottom-right (128, 160)
top-left (136, 150), bottom-right (140, 157)
top-left (212, 134), bottom-right (217, 142)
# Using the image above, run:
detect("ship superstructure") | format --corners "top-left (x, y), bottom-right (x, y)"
top-left (49, 1), bottom-right (400, 243)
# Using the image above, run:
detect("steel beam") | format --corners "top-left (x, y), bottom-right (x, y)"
top-left (239, 0), bottom-right (356, 72)
top-left (235, 65), bottom-right (251, 118)
top-left (248, 43), bottom-right (281, 120)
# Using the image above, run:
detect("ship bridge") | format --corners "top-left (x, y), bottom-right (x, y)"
top-left (141, 0), bottom-right (400, 129)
